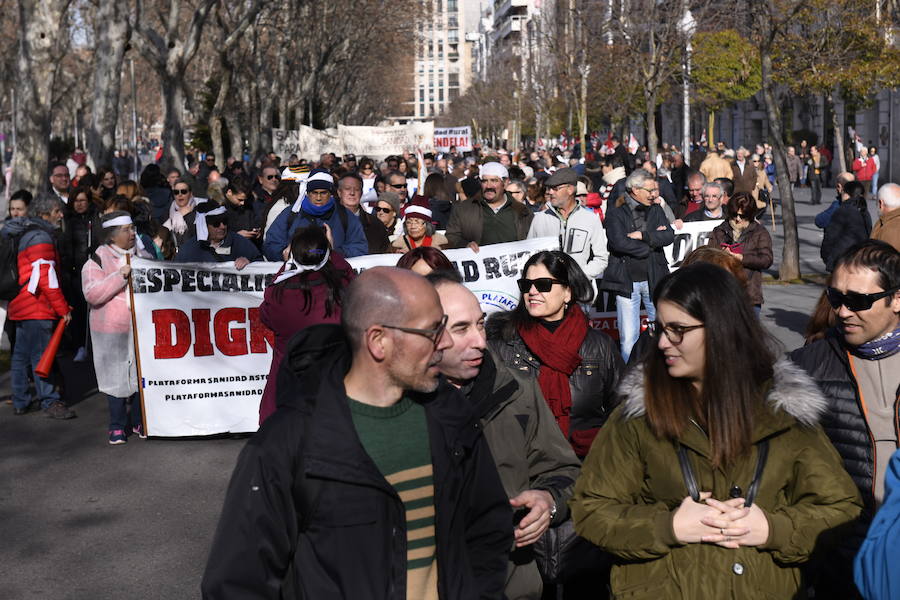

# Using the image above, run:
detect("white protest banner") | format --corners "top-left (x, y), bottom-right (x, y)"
top-left (338, 122), bottom-right (434, 158)
top-left (434, 126), bottom-right (472, 152)
top-left (130, 238), bottom-right (557, 437)
top-left (272, 126), bottom-right (340, 159)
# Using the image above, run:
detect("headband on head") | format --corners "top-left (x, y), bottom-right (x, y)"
top-left (102, 215), bottom-right (133, 228)
top-left (479, 162), bottom-right (508, 179)
top-left (273, 247), bottom-right (331, 284)
top-left (404, 204), bottom-right (432, 220)
top-left (195, 205), bottom-right (227, 241)
top-left (291, 171), bottom-right (335, 213)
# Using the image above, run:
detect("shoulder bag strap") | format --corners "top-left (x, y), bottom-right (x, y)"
top-left (677, 444), bottom-right (700, 502)
top-left (745, 439), bottom-right (769, 507)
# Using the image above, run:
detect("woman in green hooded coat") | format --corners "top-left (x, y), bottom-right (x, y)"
top-left (570, 263), bottom-right (862, 599)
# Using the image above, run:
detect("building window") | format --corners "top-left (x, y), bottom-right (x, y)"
top-left (449, 73), bottom-right (459, 86)
top-left (449, 88), bottom-right (459, 101)
top-left (439, 88), bottom-right (444, 102)
top-left (448, 29), bottom-right (459, 44)
top-left (447, 0), bottom-right (457, 12)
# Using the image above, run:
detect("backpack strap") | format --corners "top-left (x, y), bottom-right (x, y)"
top-left (677, 444), bottom-right (700, 503)
top-left (745, 439), bottom-right (769, 507)
top-left (677, 439), bottom-right (769, 507)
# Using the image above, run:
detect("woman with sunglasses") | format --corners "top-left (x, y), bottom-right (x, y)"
top-left (821, 180), bottom-right (872, 273)
top-left (708, 192), bottom-right (773, 315)
top-left (570, 262), bottom-right (862, 600)
top-left (373, 191), bottom-right (402, 238)
top-left (487, 251), bottom-right (624, 458)
top-left (163, 179), bottom-right (199, 249)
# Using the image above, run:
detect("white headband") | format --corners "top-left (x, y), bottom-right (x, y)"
top-left (273, 248), bottom-right (331, 284)
top-left (102, 215), bottom-right (133, 228)
top-left (195, 206), bottom-right (227, 241)
top-left (291, 171), bottom-right (335, 213)
top-left (479, 162), bottom-right (509, 179)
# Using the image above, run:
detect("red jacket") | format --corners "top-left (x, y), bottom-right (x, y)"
top-left (4, 218), bottom-right (70, 321)
top-left (853, 157), bottom-right (876, 182)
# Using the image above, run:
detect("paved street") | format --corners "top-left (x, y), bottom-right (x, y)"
top-left (0, 185), bottom-right (880, 598)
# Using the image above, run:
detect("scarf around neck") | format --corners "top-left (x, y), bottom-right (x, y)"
top-left (849, 325), bottom-right (900, 360)
top-left (517, 304), bottom-right (588, 440)
top-left (300, 195), bottom-right (335, 217)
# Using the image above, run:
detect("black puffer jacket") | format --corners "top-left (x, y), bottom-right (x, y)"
top-left (820, 199), bottom-right (872, 272)
top-left (202, 325), bottom-right (513, 600)
top-left (486, 311), bottom-right (624, 457)
top-left (789, 334), bottom-right (900, 599)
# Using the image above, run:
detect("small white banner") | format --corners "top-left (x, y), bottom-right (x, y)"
top-left (433, 126), bottom-right (472, 152)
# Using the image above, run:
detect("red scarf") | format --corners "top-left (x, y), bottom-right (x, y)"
top-left (517, 305), bottom-right (588, 440)
top-left (406, 235), bottom-right (433, 249)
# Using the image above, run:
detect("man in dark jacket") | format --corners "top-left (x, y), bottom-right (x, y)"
top-left (431, 274), bottom-right (581, 599)
top-left (445, 162), bottom-right (533, 252)
top-left (263, 169), bottom-right (368, 260)
top-left (201, 267), bottom-right (513, 599)
top-left (790, 240), bottom-right (900, 600)
top-left (337, 172), bottom-right (390, 254)
top-left (175, 201), bottom-right (261, 267)
top-left (2, 193), bottom-right (75, 419)
top-left (602, 169), bottom-right (674, 362)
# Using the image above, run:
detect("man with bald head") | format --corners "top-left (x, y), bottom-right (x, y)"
top-left (203, 267), bottom-right (513, 600)
top-left (872, 183), bottom-right (900, 251)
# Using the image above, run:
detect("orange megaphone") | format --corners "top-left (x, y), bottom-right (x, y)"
top-left (34, 318), bottom-right (67, 378)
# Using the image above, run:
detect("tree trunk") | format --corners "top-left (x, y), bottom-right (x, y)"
top-left (761, 49), bottom-right (800, 280)
top-left (209, 59), bottom-right (232, 167)
top-left (160, 73), bottom-right (187, 172)
top-left (86, 0), bottom-right (129, 171)
top-left (827, 92), bottom-right (846, 173)
top-left (10, 0), bottom-right (70, 196)
top-left (646, 94), bottom-right (659, 157)
top-left (210, 115), bottom-right (225, 170)
top-left (227, 110), bottom-right (243, 161)
top-left (708, 110), bottom-right (716, 149)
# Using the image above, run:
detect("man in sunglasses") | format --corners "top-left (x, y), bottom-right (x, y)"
top-left (174, 201), bottom-right (261, 268)
top-left (790, 240), bottom-right (900, 599)
top-left (253, 165), bottom-right (281, 207)
top-left (445, 161), bottom-right (534, 253)
top-left (203, 267), bottom-right (512, 599)
top-left (430, 273), bottom-right (580, 599)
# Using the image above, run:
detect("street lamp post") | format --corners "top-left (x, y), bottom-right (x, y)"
top-left (680, 9), bottom-right (696, 165)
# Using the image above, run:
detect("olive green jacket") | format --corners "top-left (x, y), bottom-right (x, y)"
top-left (570, 359), bottom-right (862, 600)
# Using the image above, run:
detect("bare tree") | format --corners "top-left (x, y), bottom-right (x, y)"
top-left (11, 0), bottom-right (73, 195)
top-left (86, 0), bottom-right (130, 171)
top-left (130, 0), bottom-right (217, 172)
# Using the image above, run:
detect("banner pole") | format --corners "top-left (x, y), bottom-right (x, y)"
top-left (126, 253), bottom-right (148, 436)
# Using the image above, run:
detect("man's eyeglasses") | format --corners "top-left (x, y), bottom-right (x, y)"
top-left (647, 321), bottom-right (704, 345)
top-left (825, 287), bottom-right (899, 312)
top-left (639, 187), bottom-right (659, 194)
top-left (265, 174), bottom-right (281, 181)
top-left (374, 206), bottom-right (394, 214)
top-left (389, 183), bottom-right (407, 189)
top-left (207, 218), bottom-right (227, 228)
top-left (517, 277), bottom-right (562, 293)
top-left (380, 315), bottom-right (448, 348)
top-left (174, 189), bottom-right (191, 196)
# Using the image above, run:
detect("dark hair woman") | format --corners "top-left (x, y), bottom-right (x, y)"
top-left (95, 168), bottom-right (118, 204)
top-left (821, 180), bottom-right (872, 273)
top-left (487, 250), bottom-right (624, 457)
top-left (395, 245), bottom-right (455, 276)
top-left (707, 192), bottom-right (773, 314)
top-left (62, 186), bottom-right (101, 359)
top-left (258, 226), bottom-right (356, 423)
top-left (570, 263), bottom-right (862, 599)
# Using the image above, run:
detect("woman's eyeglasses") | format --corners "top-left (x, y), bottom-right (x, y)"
top-left (517, 277), bottom-right (562, 293)
top-left (825, 287), bottom-right (899, 312)
top-left (374, 206), bottom-right (394, 214)
top-left (174, 189), bottom-right (191, 196)
top-left (647, 321), bottom-right (704, 345)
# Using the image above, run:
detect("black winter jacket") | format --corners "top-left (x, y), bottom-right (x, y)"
top-left (790, 335), bottom-right (900, 599)
top-left (201, 325), bottom-right (513, 600)
top-left (820, 199), bottom-right (872, 272)
top-left (486, 312), bottom-right (625, 456)
top-left (601, 198), bottom-right (674, 297)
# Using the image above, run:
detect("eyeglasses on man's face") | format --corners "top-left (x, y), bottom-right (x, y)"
top-left (379, 314), bottom-right (448, 348)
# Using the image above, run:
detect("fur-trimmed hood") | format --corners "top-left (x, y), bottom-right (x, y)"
top-left (618, 357), bottom-right (827, 427)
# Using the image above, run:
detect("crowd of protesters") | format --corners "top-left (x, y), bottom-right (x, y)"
top-left (3, 134), bottom-right (900, 599)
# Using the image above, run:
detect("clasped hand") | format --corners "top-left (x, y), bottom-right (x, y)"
top-left (672, 491), bottom-right (769, 549)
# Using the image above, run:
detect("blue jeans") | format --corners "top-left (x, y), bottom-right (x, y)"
top-left (617, 281), bottom-right (655, 363)
top-left (11, 319), bottom-right (61, 410)
top-left (108, 393), bottom-right (141, 431)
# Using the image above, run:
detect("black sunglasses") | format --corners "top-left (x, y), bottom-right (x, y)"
top-left (517, 277), bottom-right (562, 293)
top-left (174, 188), bottom-right (191, 195)
top-left (389, 183), bottom-right (407, 189)
top-left (825, 287), bottom-right (899, 312)
top-left (374, 206), bottom-right (394, 214)
top-left (207, 217), bottom-right (227, 227)
top-left (265, 174), bottom-right (281, 181)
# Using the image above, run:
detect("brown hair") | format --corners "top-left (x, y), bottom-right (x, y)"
top-left (724, 192), bottom-right (758, 222)
top-left (644, 263), bottom-right (776, 468)
top-left (681, 247), bottom-right (748, 291)
top-left (116, 181), bottom-right (144, 201)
